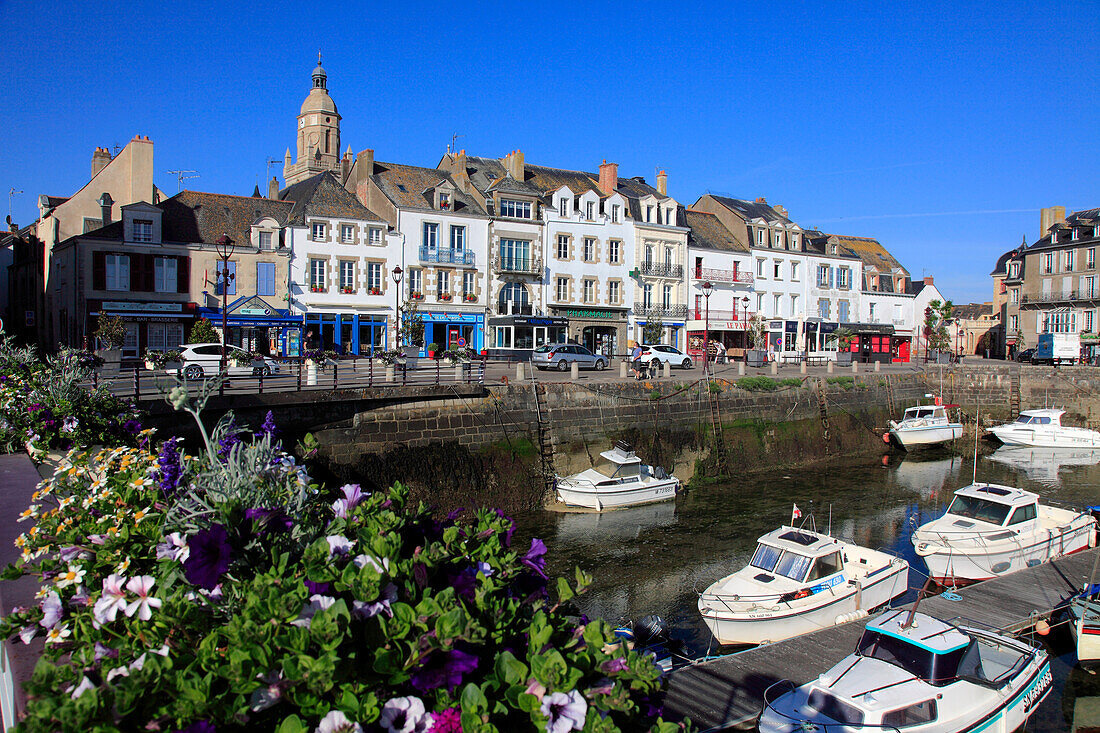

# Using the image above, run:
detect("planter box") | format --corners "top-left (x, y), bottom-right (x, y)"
top-left (96, 349), bottom-right (122, 376)
top-left (835, 351), bottom-right (853, 366)
top-left (746, 350), bottom-right (767, 368)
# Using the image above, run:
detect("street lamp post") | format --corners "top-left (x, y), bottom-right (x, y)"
top-left (214, 234), bottom-right (235, 378)
top-left (741, 296), bottom-right (750, 341)
top-left (391, 266), bottom-right (403, 350)
top-left (702, 281), bottom-right (713, 374)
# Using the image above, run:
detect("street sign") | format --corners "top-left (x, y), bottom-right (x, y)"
top-left (457, 337), bottom-right (467, 348)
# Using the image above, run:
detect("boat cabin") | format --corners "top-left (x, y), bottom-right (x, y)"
top-left (748, 528), bottom-right (845, 585)
top-left (945, 484), bottom-right (1040, 528)
top-left (857, 610), bottom-right (971, 685)
top-left (1012, 409), bottom-right (1065, 427)
top-left (902, 406), bottom-right (948, 422)
top-left (593, 444), bottom-right (642, 482)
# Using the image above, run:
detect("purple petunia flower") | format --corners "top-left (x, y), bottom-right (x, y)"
top-left (303, 579), bottom-right (332, 596)
top-left (541, 690), bottom-right (588, 733)
top-left (409, 647), bottom-right (479, 694)
top-left (379, 696), bottom-right (432, 733)
top-left (174, 721), bottom-right (216, 733)
top-left (259, 410), bottom-right (278, 440)
top-left (156, 438), bottom-right (184, 496)
top-left (352, 582), bottom-right (397, 619)
top-left (521, 538), bottom-right (548, 579)
top-left (494, 508), bottom-right (515, 547)
top-left (600, 656), bottom-right (629, 674)
top-left (183, 524), bottom-right (233, 590)
top-left (245, 507), bottom-right (293, 535)
top-left (122, 418), bottom-right (142, 435)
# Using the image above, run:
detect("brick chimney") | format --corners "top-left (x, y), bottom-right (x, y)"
top-left (774, 204), bottom-right (788, 217)
top-left (98, 192), bottom-right (114, 226)
top-left (923, 276), bottom-right (934, 286)
top-left (598, 160), bottom-right (618, 194)
top-left (504, 150), bottom-right (525, 180)
top-left (656, 170), bottom-right (667, 196)
top-left (1040, 206), bottom-right (1066, 238)
top-left (268, 176), bottom-right (280, 199)
top-left (91, 147), bottom-right (112, 178)
top-left (353, 149), bottom-right (375, 207)
top-left (451, 149), bottom-right (470, 193)
top-left (755, 196), bottom-right (767, 204)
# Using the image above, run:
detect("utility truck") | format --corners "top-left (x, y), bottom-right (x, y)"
top-left (1034, 332), bottom-right (1079, 365)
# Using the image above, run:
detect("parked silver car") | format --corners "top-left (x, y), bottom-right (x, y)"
top-left (531, 344), bottom-right (608, 371)
top-left (637, 345), bottom-right (693, 369)
top-left (168, 343), bottom-right (281, 380)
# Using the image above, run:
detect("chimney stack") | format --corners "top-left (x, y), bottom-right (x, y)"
top-left (755, 196), bottom-right (767, 204)
top-left (774, 204), bottom-right (788, 217)
top-left (923, 275), bottom-right (934, 286)
top-left (1040, 206), bottom-right (1066, 238)
top-left (91, 147), bottom-right (112, 178)
top-left (504, 150), bottom-right (525, 180)
top-left (656, 170), bottom-right (667, 196)
top-left (98, 192), bottom-right (114, 226)
top-left (598, 160), bottom-right (618, 194)
top-left (268, 176), bottom-right (280, 199)
top-left (353, 149), bottom-right (375, 207)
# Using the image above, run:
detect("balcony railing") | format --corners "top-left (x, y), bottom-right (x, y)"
top-left (689, 309), bottom-right (755, 323)
top-left (419, 245), bottom-right (475, 266)
top-left (633, 303), bottom-right (688, 319)
top-left (491, 253), bottom-right (542, 276)
top-left (494, 303), bottom-right (534, 316)
top-left (1021, 290), bottom-right (1100, 304)
top-left (639, 262), bottom-right (684, 278)
top-left (692, 267), bottom-right (754, 285)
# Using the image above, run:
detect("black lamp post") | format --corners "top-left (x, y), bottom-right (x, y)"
top-left (215, 234), bottom-right (235, 375)
top-left (702, 281), bottom-right (713, 373)
top-left (391, 266), bottom-right (403, 349)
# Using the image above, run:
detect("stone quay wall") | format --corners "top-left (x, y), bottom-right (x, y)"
top-left (935, 363), bottom-right (1100, 426)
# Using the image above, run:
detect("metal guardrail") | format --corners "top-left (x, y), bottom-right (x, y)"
top-left (633, 303), bottom-right (689, 319)
top-left (491, 253), bottom-right (542, 275)
top-left (92, 358), bottom-right (486, 400)
top-left (418, 245), bottom-right (475, 266)
top-left (693, 267), bottom-right (754, 284)
top-left (639, 262), bottom-right (684, 278)
top-left (1021, 290), bottom-right (1100, 304)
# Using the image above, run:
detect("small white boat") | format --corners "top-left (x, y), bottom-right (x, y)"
top-left (554, 442), bottom-right (679, 511)
top-left (988, 408), bottom-right (1100, 448)
top-left (698, 524), bottom-right (908, 646)
top-left (759, 609), bottom-right (1053, 733)
top-left (1068, 589), bottom-right (1100, 664)
top-left (912, 483), bottom-right (1095, 585)
top-left (888, 404), bottom-right (963, 449)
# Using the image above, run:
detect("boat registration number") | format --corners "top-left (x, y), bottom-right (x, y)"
top-left (811, 575), bottom-right (845, 593)
top-left (1021, 666), bottom-right (1052, 715)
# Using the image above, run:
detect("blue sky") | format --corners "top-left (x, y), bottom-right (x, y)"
top-left (2, 1), bottom-right (1098, 304)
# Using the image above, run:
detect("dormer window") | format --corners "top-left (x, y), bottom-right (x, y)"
top-left (611, 204), bottom-right (620, 223)
top-left (559, 197), bottom-right (569, 217)
top-left (791, 234), bottom-right (799, 249)
top-left (439, 192), bottom-right (451, 210)
top-left (646, 205), bottom-right (654, 223)
top-left (1072, 227), bottom-right (1078, 241)
top-left (499, 199), bottom-right (531, 219)
top-left (831, 244), bottom-right (838, 255)
top-left (133, 219), bottom-right (152, 243)
top-left (586, 201), bottom-right (596, 220)
top-left (259, 231), bottom-right (273, 250)
top-left (758, 229), bottom-right (765, 246)
top-left (774, 232), bottom-right (781, 248)
top-left (665, 207), bottom-right (676, 226)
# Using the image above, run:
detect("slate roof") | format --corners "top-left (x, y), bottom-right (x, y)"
top-left (372, 162), bottom-right (485, 215)
top-left (522, 164), bottom-right (603, 198)
top-left (990, 244), bottom-right (1024, 276)
top-left (684, 210), bottom-right (747, 252)
top-left (485, 173), bottom-right (545, 197)
top-left (1026, 206), bottom-right (1100, 252)
top-left (278, 171), bottom-right (380, 224)
top-left (159, 191), bottom-right (293, 245)
top-left (820, 233), bottom-right (906, 274)
top-left (952, 303), bottom-right (993, 321)
top-left (708, 195), bottom-right (792, 225)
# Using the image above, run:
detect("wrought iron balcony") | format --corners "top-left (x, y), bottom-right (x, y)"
top-left (494, 303), bottom-right (534, 316)
top-left (692, 267), bottom-right (754, 285)
top-left (491, 253), bottom-right (542, 276)
top-left (689, 308), bottom-right (755, 323)
top-left (1021, 290), bottom-right (1100, 304)
top-left (638, 262), bottom-right (684, 278)
top-left (633, 303), bottom-right (688, 319)
top-left (419, 245), bottom-right (475, 266)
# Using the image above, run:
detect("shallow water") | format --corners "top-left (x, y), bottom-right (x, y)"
top-left (512, 445), bottom-right (1100, 732)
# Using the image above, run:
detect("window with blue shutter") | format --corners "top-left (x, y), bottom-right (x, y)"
top-left (257, 262), bottom-right (276, 296)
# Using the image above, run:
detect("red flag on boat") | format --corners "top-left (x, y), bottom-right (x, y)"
top-left (791, 504), bottom-right (802, 523)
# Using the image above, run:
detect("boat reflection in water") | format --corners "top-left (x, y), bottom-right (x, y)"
top-left (553, 501), bottom-right (678, 546)
top-left (891, 452), bottom-right (964, 499)
top-left (987, 446), bottom-right (1100, 489)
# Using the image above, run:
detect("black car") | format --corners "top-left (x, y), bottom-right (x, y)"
top-left (1015, 348), bottom-right (1035, 363)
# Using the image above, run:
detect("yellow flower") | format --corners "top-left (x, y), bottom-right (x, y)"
top-left (116, 557), bottom-right (131, 573)
top-left (106, 526), bottom-right (120, 537)
top-left (133, 508), bottom-right (151, 524)
top-left (58, 496), bottom-right (74, 509)
top-left (45, 624), bottom-right (71, 644)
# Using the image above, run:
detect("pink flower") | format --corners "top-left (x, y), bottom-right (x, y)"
top-left (93, 574), bottom-right (128, 625)
top-left (123, 575), bottom-right (161, 621)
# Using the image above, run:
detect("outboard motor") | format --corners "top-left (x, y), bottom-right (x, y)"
top-left (634, 614), bottom-right (670, 646)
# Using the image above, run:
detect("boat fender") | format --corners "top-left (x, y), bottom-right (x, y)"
top-left (883, 432), bottom-right (891, 444)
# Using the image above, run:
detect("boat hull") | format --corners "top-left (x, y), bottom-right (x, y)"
top-left (1069, 598), bottom-right (1100, 664)
top-left (890, 423), bottom-right (963, 449)
top-left (988, 425), bottom-right (1100, 448)
top-left (555, 478), bottom-right (678, 510)
top-left (699, 561), bottom-right (908, 646)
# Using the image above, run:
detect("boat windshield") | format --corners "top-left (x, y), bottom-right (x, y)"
top-left (749, 544), bottom-right (782, 572)
top-left (946, 495), bottom-right (1012, 525)
top-left (749, 544), bottom-right (814, 581)
top-left (807, 690), bottom-right (865, 726)
top-left (593, 458), bottom-right (639, 479)
top-left (856, 630), bottom-right (968, 686)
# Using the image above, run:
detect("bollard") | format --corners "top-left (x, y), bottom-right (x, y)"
top-left (516, 362), bottom-right (525, 382)
top-left (258, 372), bottom-right (264, 394)
top-left (827, 360), bottom-right (834, 374)
top-left (386, 365), bottom-right (395, 383)
top-left (333, 363), bottom-right (339, 390)
top-left (852, 362), bottom-right (859, 374)
top-left (620, 360), bottom-right (628, 379)
top-left (770, 360), bottom-right (778, 375)
top-left (800, 362), bottom-right (807, 375)
top-left (571, 361), bottom-right (579, 380)
top-left (874, 361), bottom-right (881, 373)
top-left (664, 362), bottom-right (671, 378)
top-left (738, 362), bottom-right (745, 376)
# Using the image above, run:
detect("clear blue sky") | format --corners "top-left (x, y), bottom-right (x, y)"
top-left (3, 1), bottom-right (1098, 304)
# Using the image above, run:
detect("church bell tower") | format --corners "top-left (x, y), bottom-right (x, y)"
top-left (283, 54), bottom-right (343, 186)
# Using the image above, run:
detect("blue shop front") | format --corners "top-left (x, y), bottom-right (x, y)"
top-left (419, 309), bottom-right (485, 356)
top-left (198, 295), bottom-right (302, 357)
top-left (301, 309), bottom-right (391, 356)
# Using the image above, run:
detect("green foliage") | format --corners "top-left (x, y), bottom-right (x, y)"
top-left (401, 300), bottom-right (425, 347)
top-left (748, 314), bottom-right (767, 349)
top-left (923, 299), bottom-right (954, 354)
top-left (427, 342), bottom-right (440, 353)
top-left (143, 349), bottom-right (183, 368)
top-left (778, 378), bottom-right (803, 387)
top-left (650, 388), bottom-right (662, 400)
top-left (826, 376), bottom-right (854, 390)
top-left (188, 318), bottom-right (220, 344)
top-left (642, 314), bottom-right (664, 345)
top-left (708, 381), bottom-right (723, 393)
top-left (95, 315), bottom-right (127, 350)
top-left (735, 376), bottom-right (778, 391)
top-left (834, 328), bottom-right (855, 350)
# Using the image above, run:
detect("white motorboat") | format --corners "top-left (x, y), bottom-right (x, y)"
top-left (988, 408), bottom-right (1100, 448)
top-left (912, 483), bottom-right (1095, 585)
top-left (554, 442), bottom-right (679, 511)
top-left (1068, 588), bottom-right (1100, 665)
top-left (759, 609), bottom-right (1053, 733)
top-left (698, 524), bottom-right (909, 646)
top-left (888, 404), bottom-right (963, 450)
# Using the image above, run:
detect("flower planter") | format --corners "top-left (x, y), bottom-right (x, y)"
top-left (746, 349), bottom-right (767, 368)
top-left (427, 351), bottom-right (437, 359)
top-left (96, 349), bottom-right (122, 376)
top-left (835, 351), bottom-right (853, 366)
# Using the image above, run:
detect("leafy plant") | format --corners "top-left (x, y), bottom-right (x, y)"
top-left (144, 349), bottom-right (183, 368)
top-left (923, 299), bottom-right (954, 354)
top-left (188, 318), bottom-right (220, 344)
top-left (734, 376), bottom-right (778, 392)
top-left (778, 378), bottom-right (803, 387)
top-left (401, 300), bottom-right (425, 347)
top-left (230, 350), bottom-right (259, 367)
top-left (427, 342), bottom-right (440, 353)
top-left (642, 314), bottom-right (664, 345)
top-left (834, 328), bottom-right (855, 351)
top-left (95, 315), bottom-right (126, 350)
top-left (748, 314), bottom-right (767, 350)
top-left (826, 376), bottom-right (855, 390)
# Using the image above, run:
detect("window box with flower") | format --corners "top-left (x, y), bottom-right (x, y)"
top-left (439, 292), bottom-right (453, 302)
top-left (463, 293), bottom-right (478, 303)
top-left (368, 287), bottom-right (383, 296)
top-left (310, 285), bottom-right (325, 293)
top-left (340, 286), bottom-right (355, 294)
top-left (409, 291), bottom-right (424, 301)
top-left (144, 349), bottom-right (183, 371)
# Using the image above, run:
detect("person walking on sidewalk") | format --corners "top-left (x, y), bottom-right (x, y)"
top-left (631, 343), bottom-right (644, 380)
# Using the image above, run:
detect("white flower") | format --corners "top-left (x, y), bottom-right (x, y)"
top-left (326, 535), bottom-right (354, 556)
top-left (353, 553), bottom-right (389, 575)
top-left (379, 696), bottom-right (432, 733)
top-left (106, 666), bottom-right (129, 682)
top-left (40, 591), bottom-right (63, 628)
top-left (123, 575), bottom-right (162, 621)
top-left (316, 709), bottom-right (363, 733)
top-left (93, 574), bottom-right (129, 625)
top-left (70, 676), bottom-right (95, 699)
top-left (156, 532), bottom-right (189, 562)
top-left (291, 595), bottom-right (336, 628)
top-left (18, 625), bottom-right (36, 645)
top-left (55, 563), bottom-right (86, 589)
top-left (45, 623), bottom-right (71, 644)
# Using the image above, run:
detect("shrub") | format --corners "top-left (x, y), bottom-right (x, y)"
top-left (95, 315), bottom-right (126, 350)
top-left (708, 381), bottom-right (723, 393)
top-left (187, 318), bottom-right (220, 344)
top-left (826, 376), bottom-right (854, 390)
top-left (777, 378), bottom-right (803, 388)
top-left (734, 376), bottom-right (778, 392)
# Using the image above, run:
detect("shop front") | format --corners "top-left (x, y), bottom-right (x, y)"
top-left (198, 296), bottom-right (303, 357)
top-left (844, 323), bottom-right (896, 363)
top-left (550, 307), bottom-right (627, 359)
top-left (90, 300), bottom-right (198, 362)
top-left (765, 320), bottom-right (801, 356)
top-left (299, 311), bottom-right (389, 357)
top-left (488, 315), bottom-right (567, 360)
top-left (419, 310), bottom-right (485, 356)
top-left (686, 315), bottom-right (750, 359)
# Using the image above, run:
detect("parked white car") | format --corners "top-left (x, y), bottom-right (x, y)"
top-left (637, 345), bottom-right (693, 369)
top-left (169, 343), bottom-right (281, 380)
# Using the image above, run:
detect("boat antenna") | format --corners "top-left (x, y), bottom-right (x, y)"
top-left (902, 575), bottom-right (935, 630)
top-left (828, 503), bottom-right (833, 536)
top-left (972, 402), bottom-right (979, 485)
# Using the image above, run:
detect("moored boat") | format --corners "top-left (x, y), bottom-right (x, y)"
top-left (698, 522), bottom-right (909, 646)
top-left (988, 408), bottom-right (1100, 448)
top-left (554, 441), bottom-right (679, 511)
top-left (758, 609), bottom-right (1053, 733)
top-left (888, 404), bottom-right (963, 450)
top-left (1069, 588), bottom-right (1100, 665)
top-left (911, 483), bottom-right (1095, 585)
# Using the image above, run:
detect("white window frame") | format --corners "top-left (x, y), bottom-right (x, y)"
top-left (463, 271), bottom-right (475, 298)
top-left (608, 240), bottom-right (620, 263)
top-left (367, 262), bottom-right (383, 292)
top-left (368, 227), bottom-right (382, 246)
top-left (663, 284), bottom-right (672, 309)
top-left (259, 231), bottom-right (273, 250)
top-left (559, 197), bottom-right (569, 217)
top-left (608, 281), bottom-right (619, 304)
top-left (105, 254), bottom-right (130, 291)
top-left (556, 277), bottom-right (568, 302)
top-left (791, 261), bottom-right (800, 280)
top-left (584, 238), bottom-right (595, 262)
top-left (311, 222), bottom-right (326, 242)
top-left (557, 235), bottom-right (569, 260)
top-left (611, 204), bottom-right (620, 223)
top-left (339, 261), bottom-right (356, 292)
top-left (437, 271), bottom-right (450, 299)
top-left (408, 269), bottom-right (422, 297)
top-left (310, 258), bottom-right (326, 291)
top-left (586, 201), bottom-right (595, 220)
top-left (583, 279), bottom-right (595, 303)
top-left (499, 199), bottom-right (532, 219)
top-left (133, 219), bottom-right (152, 243)
top-left (341, 225), bottom-right (354, 244)
top-left (154, 257), bottom-right (177, 293)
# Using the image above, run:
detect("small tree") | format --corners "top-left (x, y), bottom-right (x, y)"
top-left (401, 300), bottom-right (425, 347)
top-left (834, 328), bottom-right (855, 352)
top-left (748, 313), bottom-right (768, 350)
top-left (187, 318), bottom-right (220, 344)
top-left (923, 299), bottom-right (954, 355)
top-left (642, 313), bottom-right (664, 345)
top-left (94, 315), bottom-right (126, 350)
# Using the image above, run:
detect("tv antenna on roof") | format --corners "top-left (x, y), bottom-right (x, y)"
top-left (448, 133), bottom-right (465, 155)
top-left (8, 188), bottom-right (22, 222)
top-left (265, 157), bottom-right (281, 182)
top-left (166, 170), bottom-right (199, 193)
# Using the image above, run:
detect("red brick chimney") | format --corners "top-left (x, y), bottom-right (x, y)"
top-left (656, 170), bottom-right (667, 196)
top-left (354, 149), bottom-right (375, 207)
top-left (923, 276), bottom-right (934, 286)
top-left (755, 196), bottom-right (767, 204)
top-left (598, 160), bottom-right (618, 194)
top-left (504, 150), bottom-right (525, 180)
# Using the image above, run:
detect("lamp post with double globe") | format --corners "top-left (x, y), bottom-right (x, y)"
top-left (214, 234), bottom-right (235, 376)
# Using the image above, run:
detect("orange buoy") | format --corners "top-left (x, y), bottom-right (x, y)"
top-left (1035, 619), bottom-right (1050, 636)
top-left (883, 432), bottom-right (891, 444)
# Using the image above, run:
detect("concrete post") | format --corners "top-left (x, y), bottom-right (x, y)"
top-left (738, 362), bottom-right (746, 376)
top-left (386, 365), bottom-right (395, 382)
top-left (664, 363), bottom-right (671, 378)
top-left (516, 362), bottom-right (525, 382)
top-left (620, 360), bottom-right (628, 379)
top-left (800, 362), bottom-right (807, 375)
top-left (827, 360), bottom-right (834, 374)
top-left (770, 361), bottom-right (778, 375)
top-left (852, 362), bottom-right (859, 374)
top-left (571, 361), bottom-right (579, 380)
top-left (874, 361), bottom-right (881, 373)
